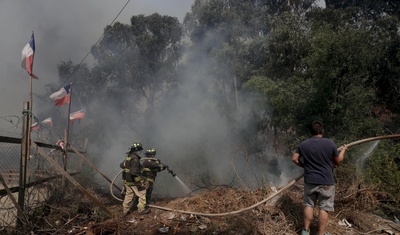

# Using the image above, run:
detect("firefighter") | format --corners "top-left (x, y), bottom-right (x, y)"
top-left (141, 148), bottom-right (166, 205)
top-left (120, 142), bottom-right (150, 217)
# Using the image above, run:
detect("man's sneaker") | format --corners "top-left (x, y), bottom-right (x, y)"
top-left (301, 229), bottom-right (310, 235)
top-left (126, 216), bottom-right (136, 223)
top-left (138, 208), bottom-right (150, 215)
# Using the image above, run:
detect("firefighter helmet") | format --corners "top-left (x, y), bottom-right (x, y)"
top-left (145, 148), bottom-right (156, 156)
top-left (130, 142), bottom-right (143, 152)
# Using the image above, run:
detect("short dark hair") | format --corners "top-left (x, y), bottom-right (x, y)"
top-left (309, 121), bottom-right (324, 135)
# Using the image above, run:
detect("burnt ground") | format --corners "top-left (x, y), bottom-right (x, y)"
top-left (66, 179), bottom-right (399, 235)
top-left (3, 172), bottom-right (399, 235)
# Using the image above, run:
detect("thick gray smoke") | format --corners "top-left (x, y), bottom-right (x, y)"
top-left (96, 29), bottom-right (301, 198)
top-left (0, 1), bottom-right (301, 199)
top-left (0, 0), bottom-right (193, 122)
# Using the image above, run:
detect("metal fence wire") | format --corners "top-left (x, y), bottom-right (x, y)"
top-left (0, 127), bottom-right (83, 227)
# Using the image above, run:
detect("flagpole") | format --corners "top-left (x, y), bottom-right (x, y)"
top-left (28, 75), bottom-right (33, 160)
top-left (64, 82), bottom-right (73, 171)
top-left (26, 31), bottom-right (35, 161)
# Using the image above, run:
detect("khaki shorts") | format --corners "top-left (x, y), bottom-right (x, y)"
top-left (304, 183), bottom-right (335, 211)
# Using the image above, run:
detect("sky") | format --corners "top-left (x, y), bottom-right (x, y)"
top-left (0, 0), bottom-right (193, 129)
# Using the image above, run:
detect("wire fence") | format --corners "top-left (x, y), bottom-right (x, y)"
top-left (0, 126), bottom-right (84, 227)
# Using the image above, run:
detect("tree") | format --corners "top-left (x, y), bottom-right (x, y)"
top-left (182, 0), bottom-right (275, 154)
top-left (369, 16), bottom-right (400, 115)
top-left (364, 140), bottom-right (400, 209)
top-left (91, 14), bottom-right (183, 110)
top-left (245, 6), bottom-right (384, 143)
top-left (325, 0), bottom-right (400, 19)
top-left (309, 4), bottom-right (400, 117)
top-left (89, 14), bottom-right (183, 141)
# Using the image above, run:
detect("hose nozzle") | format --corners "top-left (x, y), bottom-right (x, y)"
top-left (166, 165), bottom-right (177, 177)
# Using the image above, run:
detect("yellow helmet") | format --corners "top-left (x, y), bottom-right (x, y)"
top-left (130, 142), bottom-right (143, 151)
top-left (145, 148), bottom-right (156, 156)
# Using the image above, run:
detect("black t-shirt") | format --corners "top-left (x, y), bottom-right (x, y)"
top-left (296, 137), bottom-right (339, 185)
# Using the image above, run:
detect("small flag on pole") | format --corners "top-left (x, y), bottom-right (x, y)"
top-left (49, 84), bottom-right (71, 106)
top-left (69, 109), bottom-right (85, 122)
top-left (21, 32), bottom-right (38, 79)
top-left (31, 122), bottom-right (40, 130)
top-left (41, 117), bottom-right (53, 126)
top-left (56, 139), bottom-right (65, 151)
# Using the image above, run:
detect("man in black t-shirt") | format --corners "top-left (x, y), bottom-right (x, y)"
top-left (292, 121), bottom-right (348, 235)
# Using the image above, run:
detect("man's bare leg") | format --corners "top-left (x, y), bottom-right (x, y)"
top-left (304, 206), bottom-right (314, 230)
top-left (317, 209), bottom-right (329, 235)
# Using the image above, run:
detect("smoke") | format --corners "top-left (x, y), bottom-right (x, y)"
top-left (0, 0), bottom-right (193, 124)
top-left (0, 0), bottom-right (301, 198)
top-left (95, 28), bottom-right (300, 198)
top-left (0, 0), bottom-right (194, 192)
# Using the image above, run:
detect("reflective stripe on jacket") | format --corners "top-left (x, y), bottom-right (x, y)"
top-left (141, 157), bottom-right (165, 181)
top-left (120, 152), bottom-right (142, 185)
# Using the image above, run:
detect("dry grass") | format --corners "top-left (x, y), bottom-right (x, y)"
top-left (157, 186), bottom-right (298, 234)
top-left (1, 167), bottom-right (398, 235)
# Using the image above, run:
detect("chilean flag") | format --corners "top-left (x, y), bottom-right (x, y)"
top-left (41, 117), bottom-right (53, 126)
top-left (21, 32), bottom-right (38, 79)
top-left (56, 139), bottom-right (65, 151)
top-left (69, 109), bottom-right (85, 122)
top-left (31, 121), bottom-right (40, 130)
top-left (31, 116), bottom-right (40, 130)
top-left (49, 84), bottom-right (71, 106)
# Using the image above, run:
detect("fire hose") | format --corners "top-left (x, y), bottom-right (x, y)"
top-left (111, 134), bottom-right (400, 217)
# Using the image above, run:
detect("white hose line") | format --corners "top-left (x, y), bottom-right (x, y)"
top-left (148, 173), bottom-right (304, 217)
top-left (110, 169), bottom-right (124, 202)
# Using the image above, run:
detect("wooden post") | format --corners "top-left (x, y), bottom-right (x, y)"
top-left (63, 83), bottom-right (73, 187)
top-left (0, 174), bottom-right (27, 223)
top-left (31, 142), bottom-right (113, 217)
top-left (70, 146), bottom-right (121, 192)
top-left (62, 129), bottom-right (68, 187)
top-left (17, 101), bottom-right (30, 227)
top-left (63, 129), bottom-right (68, 171)
top-left (78, 138), bottom-right (89, 168)
top-left (64, 83), bottom-right (73, 171)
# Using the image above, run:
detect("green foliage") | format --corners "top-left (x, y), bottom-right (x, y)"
top-left (244, 76), bottom-right (306, 131)
top-left (263, 12), bottom-right (311, 80)
top-left (325, 0), bottom-right (400, 19)
top-left (91, 13), bottom-right (183, 110)
top-left (184, 0), bottom-right (270, 44)
top-left (244, 6), bottom-right (387, 140)
top-left (299, 21), bottom-right (380, 137)
top-left (364, 141), bottom-right (400, 206)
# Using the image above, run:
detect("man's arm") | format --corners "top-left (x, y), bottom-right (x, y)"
top-left (292, 152), bottom-right (304, 168)
top-left (333, 144), bottom-right (348, 165)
